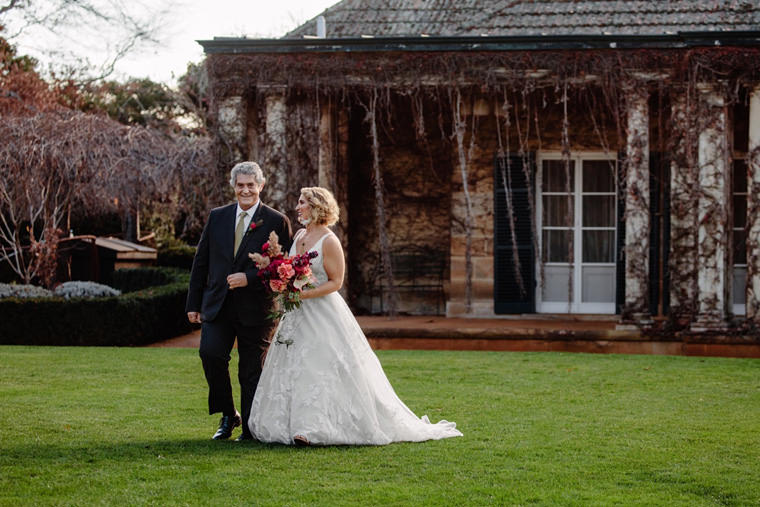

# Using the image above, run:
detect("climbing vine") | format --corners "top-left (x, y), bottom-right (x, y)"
top-left (203, 46), bottom-right (760, 330)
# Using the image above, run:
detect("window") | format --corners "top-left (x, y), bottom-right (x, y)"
top-left (733, 158), bottom-right (747, 314)
top-left (537, 153), bottom-right (617, 313)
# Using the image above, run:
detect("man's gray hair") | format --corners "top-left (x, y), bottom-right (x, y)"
top-left (229, 161), bottom-right (266, 187)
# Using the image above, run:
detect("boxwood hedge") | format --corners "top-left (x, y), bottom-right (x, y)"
top-left (157, 244), bottom-right (197, 270)
top-left (0, 267), bottom-right (194, 346)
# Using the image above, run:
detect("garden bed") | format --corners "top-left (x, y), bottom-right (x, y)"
top-left (0, 267), bottom-right (193, 346)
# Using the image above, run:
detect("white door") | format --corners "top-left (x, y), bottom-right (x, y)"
top-left (536, 152), bottom-right (617, 314)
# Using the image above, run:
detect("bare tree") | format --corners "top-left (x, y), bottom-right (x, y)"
top-left (0, 0), bottom-right (176, 81)
top-left (0, 111), bottom-right (213, 284)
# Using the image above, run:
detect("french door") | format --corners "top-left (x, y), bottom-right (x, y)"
top-left (536, 152), bottom-right (617, 313)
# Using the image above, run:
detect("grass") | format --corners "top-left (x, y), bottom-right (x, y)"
top-left (1, 347), bottom-right (759, 506)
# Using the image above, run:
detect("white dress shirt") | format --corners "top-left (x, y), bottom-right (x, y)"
top-left (236, 200), bottom-right (260, 232)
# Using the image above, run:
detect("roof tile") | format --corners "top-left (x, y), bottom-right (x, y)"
top-left (285, 0), bottom-right (760, 38)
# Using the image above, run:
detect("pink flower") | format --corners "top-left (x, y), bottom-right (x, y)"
top-left (269, 279), bottom-right (287, 292)
top-left (277, 263), bottom-right (295, 281)
top-left (262, 242), bottom-right (269, 251)
top-left (248, 252), bottom-right (270, 269)
top-left (293, 275), bottom-right (311, 290)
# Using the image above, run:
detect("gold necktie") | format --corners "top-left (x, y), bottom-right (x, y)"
top-left (233, 212), bottom-right (247, 256)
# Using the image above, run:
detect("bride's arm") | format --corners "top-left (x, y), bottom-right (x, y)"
top-left (300, 235), bottom-right (344, 299)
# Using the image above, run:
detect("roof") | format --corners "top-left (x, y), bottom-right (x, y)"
top-left (95, 237), bottom-right (157, 259)
top-left (285, 0), bottom-right (760, 39)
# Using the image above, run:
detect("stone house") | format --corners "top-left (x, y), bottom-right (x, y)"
top-left (199, 0), bottom-right (760, 333)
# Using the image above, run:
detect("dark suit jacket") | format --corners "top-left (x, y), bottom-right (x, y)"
top-left (186, 202), bottom-right (293, 326)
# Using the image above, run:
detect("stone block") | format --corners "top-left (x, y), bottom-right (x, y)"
top-left (473, 256), bottom-right (494, 279)
top-left (450, 235), bottom-right (466, 256)
top-left (446, 300), bottom-right (467, 317)
top-left (450, 256), bottom-right (466, 279)
top-left (446, 299), bottom-right (494, 317)
top-left (448, 278), bottom-right (493, 300)
top-left (449, 278), bottom-right (466, 299)
top-left (449, 278), bottom-right (465, 299)
top-left (473, 279), bottom-right (494, 299)
top-left (451, 235), bottom-right (491, 257)
top-left (470, 299), bottom-right (495, 316)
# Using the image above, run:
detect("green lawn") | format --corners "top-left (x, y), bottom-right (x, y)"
top-left (1, 347), bottom-right (758, 506)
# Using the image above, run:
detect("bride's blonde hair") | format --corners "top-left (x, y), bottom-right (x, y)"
top-left (300, 187), bottom-right (339, 226)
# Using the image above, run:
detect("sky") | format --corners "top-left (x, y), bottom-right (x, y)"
top-left (6, 0), bottom-right (338, 86)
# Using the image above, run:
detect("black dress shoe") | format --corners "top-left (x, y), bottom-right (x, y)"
top-left (212, 412), bottom-right (241, 440)
top-left (235, 432), bottom-right (255, 442)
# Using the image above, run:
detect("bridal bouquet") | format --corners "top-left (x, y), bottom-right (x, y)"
top-left (249, 231), bottom-right (318, 319)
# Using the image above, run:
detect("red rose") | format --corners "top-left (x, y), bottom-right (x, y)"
top-left (262, 242), bottom-right (269, 251)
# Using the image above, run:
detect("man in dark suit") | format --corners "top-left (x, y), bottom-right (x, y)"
top-left (186, 161), bottom-right (292, 441)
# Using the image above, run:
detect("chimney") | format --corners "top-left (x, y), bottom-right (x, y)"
top-left (317, 15), bottom-right (326, 38)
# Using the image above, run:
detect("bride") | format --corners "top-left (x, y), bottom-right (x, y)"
top-left (248, 187), bottom-right (462, 446)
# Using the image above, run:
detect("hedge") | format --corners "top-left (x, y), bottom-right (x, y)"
top-left (109, 266), bottom-right (183, 292)
top-left (157, 244), bottom-right (197, 270)
top-left (0, 267), bottom-right (194, 346)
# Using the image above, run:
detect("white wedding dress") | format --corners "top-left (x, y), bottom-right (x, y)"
top-left (248, 233), bottom-right (462, 445)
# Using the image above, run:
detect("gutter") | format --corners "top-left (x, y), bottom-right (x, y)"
top-left (198, 31), bottom-right (760, 54)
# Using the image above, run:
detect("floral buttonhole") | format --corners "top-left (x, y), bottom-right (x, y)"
top-left (248, 219), bottom-right (264, 233)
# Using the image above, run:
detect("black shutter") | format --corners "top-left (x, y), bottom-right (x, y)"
top-left (649, 152), bottom-right (661, 317)
top-left (649, 151), bottom-right (671, 317)
top-left (662, 160), bottom-right (671, 315)
top-left (494, 153), bottom-right (535, 314)
top-left (616, 151), bottom-right (626, 314)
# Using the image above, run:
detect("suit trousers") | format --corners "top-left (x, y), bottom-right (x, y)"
top-left (199, 296), bottom-right (275, 435)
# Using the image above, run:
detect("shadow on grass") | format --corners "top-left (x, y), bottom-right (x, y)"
top-left (3, 437), bottom-right (384, 464)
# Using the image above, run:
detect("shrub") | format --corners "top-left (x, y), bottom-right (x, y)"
top-left (157, 243), bottom-right (196, 270)
top-left (0, 267), bottom-right (193, 346)
top-left (53, 281), bottom-right (121, 299)
top-left (0, 283), bottom-right (53, 299)
top-left (110, 267), bottom-right (179, 292)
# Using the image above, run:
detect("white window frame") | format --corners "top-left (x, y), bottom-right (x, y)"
top-left (536, 151), bottom-right (617, 314)
top-left (733, 155), bottom-right (748, 316)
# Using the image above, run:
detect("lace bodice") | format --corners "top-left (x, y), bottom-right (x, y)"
top-left (290, 232), bottom-right (331, 287)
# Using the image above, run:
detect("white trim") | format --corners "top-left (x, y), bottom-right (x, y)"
top-left (541, 302), bottom-right (617, 314)
top-left (536, 151), bottom-right (618, 314)
top-left (732, 156), bottom-right (748, 317)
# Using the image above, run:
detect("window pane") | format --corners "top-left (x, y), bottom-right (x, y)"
top-left (734, 267), bottom-right (747, 304)
top-left (583, 195), bottom-right (615, 227)
top-left (543, 195), bottom-right (574, 226)
top-left (733, 159), bottom-right (747, 193)
top-left (542, 230), bottom-right (572, 263)
top-left (734, 229), bottom-right (747, 265)
top-left (542, 265), bottom-right (572, 302)
top-left (734, 195), bottom-right (747, 229)
top-left (582, 230), bottom-right (615, 263)
top-left (581, 266), bottom-right (615, 302)
top-left (583, 160), bottom-right (615, 192)
top-left (542, 160), bottom-right (575, 192)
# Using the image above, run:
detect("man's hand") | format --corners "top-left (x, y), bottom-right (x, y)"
top-left (187, 312), bottom-right (201, 324)
top-left (227, 272), bottom-right (248, 290)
